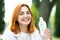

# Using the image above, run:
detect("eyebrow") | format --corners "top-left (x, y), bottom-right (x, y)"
top-left (27, 11), bottom-right (30, 12)
top-left (20, 10), bottom-right (30, 12)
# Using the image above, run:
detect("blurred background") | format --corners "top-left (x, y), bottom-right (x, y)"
top-left (0, 0), bottom-right (60, 40)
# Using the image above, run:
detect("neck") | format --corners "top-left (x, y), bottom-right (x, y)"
top-left (19, 24), bottom-right (28, 33)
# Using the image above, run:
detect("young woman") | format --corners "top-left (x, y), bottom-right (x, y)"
top-left (3, 4), bottom-right (52, 40)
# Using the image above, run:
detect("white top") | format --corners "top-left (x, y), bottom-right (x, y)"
top-left (2, 29), bottom-right (48, 40)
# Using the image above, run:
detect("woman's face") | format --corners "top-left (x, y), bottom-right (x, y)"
top-left (18, 6), bottom-right (31, 26)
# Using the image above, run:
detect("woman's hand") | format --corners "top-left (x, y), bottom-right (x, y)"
top-left (44, 28), bottom-right (52, 40)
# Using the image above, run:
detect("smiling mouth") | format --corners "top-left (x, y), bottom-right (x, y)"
top-left (22, 18), bottom-right (30, 22)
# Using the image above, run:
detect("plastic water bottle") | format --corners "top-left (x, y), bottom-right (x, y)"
top-left (38, 17), bottom-right (46, 35)
top-left (38, 17), bottom-right (50, 40)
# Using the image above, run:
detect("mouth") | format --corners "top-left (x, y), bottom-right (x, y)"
top-left (22, 18), bottom-right (30, 22)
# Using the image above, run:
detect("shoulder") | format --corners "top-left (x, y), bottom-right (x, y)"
top-left (3, 28), bottom-right (13, 35)
top-left (2, 29), bottom-right (16, 40)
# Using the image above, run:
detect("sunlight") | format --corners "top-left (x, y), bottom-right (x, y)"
top-left (4, 0), bottom-right (32, 23)
top-left (50, 4), bottom-right (56, 16)
top-left (50, 0), bottom-right (52, 2)
top-left (40, 0), bottom-right (42, 2)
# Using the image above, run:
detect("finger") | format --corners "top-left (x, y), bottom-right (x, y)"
top-left (45, 28), bottom-right (51, 32)
top-left (44, 28), bottom-right (51, 34)
top-left (46, 34), bottom-right (52, 39)
top-left (44, 28), bottom-right (52, 39)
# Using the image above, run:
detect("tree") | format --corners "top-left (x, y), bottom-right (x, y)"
top-left (0, 0), bottom-right (5, 34)
top-left (55, 0), bottom-right (60, 37)
top-left (39, 0), bottom-right (56, 25)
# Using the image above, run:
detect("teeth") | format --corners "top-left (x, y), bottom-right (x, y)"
top-left (22, 19), bottom-right (29, 21)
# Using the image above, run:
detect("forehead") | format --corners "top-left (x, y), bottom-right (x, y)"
top-left (20, 6), bottom-right (29, 11)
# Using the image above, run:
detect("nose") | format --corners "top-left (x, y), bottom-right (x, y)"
top-left (24, 13), bottom-right (28, 18)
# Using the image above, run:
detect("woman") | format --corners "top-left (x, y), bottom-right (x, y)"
top-left (3, 4), bottom-right (52, 40)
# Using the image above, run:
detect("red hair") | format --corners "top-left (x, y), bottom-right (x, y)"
top-left (10, 4), bottom-right (36, 34)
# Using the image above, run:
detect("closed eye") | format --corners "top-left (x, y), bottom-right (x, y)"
top-left (19, 12), bottom-right (24, 15)
top-left (27, 11), bottom-right (30, 14)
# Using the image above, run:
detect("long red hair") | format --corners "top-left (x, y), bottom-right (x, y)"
top-left (10, 4), bottom-right (36, 34)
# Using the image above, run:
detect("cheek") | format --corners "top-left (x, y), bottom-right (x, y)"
top-left (29, 14), bottom-right (31, 18)
top-left (30, 16), bottom-right (32, 20)
top-left (17, 16), bottom-right (22, 23)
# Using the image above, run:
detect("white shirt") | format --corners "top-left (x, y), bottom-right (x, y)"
top-left (2, 29), bottom-right (48, 40)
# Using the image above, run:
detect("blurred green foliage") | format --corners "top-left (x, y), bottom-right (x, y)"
top-left (55, 1), bottom-right (60, 37)
top-left (0, 0), bottom-right (5, 34)
top-left (32, 0), bottom-right (60, 37)
top-left (31, 4), bottom-right (39, 28)
top-left (32, 0), bottom-right (40, 8)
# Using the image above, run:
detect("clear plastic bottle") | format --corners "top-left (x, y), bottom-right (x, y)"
top-left (38, 17), bottom-right (46, 35)
top-left (38, 17), bottom-right (50, 40)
